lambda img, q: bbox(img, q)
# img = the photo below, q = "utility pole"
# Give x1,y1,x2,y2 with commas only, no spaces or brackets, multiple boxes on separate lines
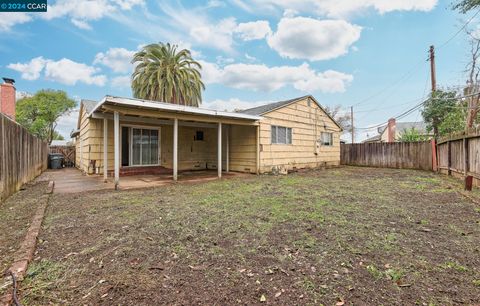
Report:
350,106,354,143
429,45,436,93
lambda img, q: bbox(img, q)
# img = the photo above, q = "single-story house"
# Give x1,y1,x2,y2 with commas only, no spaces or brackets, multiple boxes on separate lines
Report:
71,95,342,187
363,118,433,143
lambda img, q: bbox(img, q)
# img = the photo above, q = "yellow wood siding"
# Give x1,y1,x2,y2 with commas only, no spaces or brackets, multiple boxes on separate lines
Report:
258,97,341,173
229,125,257,173
75,110,258,174
74,96,339,175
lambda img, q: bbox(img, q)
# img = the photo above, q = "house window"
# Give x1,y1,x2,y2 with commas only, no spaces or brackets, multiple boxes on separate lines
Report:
131,128,159,165
320,132,333,146
271,125,292,144
195,131,204,141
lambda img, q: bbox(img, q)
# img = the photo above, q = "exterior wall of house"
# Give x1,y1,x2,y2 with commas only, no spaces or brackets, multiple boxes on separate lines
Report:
258,97,341,173
75,108,258,174
75,97,340,176
229,125,257,173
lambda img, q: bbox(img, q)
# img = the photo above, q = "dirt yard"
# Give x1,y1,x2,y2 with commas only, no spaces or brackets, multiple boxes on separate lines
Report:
0,181,48,292
15,167,480,305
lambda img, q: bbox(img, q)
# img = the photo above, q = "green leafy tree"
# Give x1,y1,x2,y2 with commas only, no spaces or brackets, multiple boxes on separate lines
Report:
131,42,205,107
453,0,480,13
398,128,428,142
421,90,459,137
437,101,468,136
52,131,65,141
16,90,76,144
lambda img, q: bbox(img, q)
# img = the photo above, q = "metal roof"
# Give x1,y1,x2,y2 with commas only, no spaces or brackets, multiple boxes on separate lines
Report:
362,134,382,143
89,96,262,121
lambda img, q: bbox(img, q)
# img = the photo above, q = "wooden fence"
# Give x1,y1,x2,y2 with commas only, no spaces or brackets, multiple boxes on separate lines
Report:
49,145,75,167
0,113,48,202
340,141,434,171
437,133,480,186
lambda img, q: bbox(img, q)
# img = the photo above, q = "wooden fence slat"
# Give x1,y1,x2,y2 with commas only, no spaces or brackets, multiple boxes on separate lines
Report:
0,113,48,202
340,141,433,171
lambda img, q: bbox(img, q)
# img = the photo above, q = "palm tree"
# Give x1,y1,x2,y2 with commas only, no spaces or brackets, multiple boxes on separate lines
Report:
131,43,205,107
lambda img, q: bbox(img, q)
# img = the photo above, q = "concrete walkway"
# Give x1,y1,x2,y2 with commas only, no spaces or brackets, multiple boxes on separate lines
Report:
41,168,247,193
40,168,113,193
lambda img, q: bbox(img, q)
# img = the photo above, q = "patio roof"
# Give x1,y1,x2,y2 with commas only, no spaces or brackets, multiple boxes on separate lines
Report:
88,95,262,121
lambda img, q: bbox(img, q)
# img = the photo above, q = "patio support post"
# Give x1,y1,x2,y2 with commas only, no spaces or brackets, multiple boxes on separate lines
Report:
114,111,120,189
103,118,108,183
173,118,178,181
218,122,222,178
226,125,229,173
256,125,260,175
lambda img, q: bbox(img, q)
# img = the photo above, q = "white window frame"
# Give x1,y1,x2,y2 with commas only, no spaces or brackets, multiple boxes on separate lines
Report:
320,132,333,146
120,124,161,167
271,125,292,145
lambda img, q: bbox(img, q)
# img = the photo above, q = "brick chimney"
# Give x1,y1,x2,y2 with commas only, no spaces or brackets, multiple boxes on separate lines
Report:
387,118,396,143
0,77,16,121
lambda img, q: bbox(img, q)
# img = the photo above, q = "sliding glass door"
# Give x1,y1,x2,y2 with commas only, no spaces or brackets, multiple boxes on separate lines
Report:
130,128,159,166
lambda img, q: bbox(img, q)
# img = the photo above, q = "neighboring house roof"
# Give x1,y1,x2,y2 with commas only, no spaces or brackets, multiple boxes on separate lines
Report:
378,121,430,135
239,95,342,130
50,140,71,146
363,134,382,143
88,96,262,121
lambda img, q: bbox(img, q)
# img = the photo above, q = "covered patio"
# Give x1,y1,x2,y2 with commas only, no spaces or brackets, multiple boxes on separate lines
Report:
78,96,262,189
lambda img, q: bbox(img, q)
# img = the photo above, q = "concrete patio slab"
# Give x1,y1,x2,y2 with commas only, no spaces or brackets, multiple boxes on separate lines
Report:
41,168,249,193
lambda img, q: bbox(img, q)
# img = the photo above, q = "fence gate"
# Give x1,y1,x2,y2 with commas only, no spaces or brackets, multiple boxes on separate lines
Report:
49,146,76,167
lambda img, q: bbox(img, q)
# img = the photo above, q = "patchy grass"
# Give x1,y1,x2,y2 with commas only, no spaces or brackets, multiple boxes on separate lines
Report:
0,181,48,295
20,167,480,305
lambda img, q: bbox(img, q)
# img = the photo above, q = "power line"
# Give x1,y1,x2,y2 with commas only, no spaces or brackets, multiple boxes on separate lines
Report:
437,8,480,50
354,91,480,130
350,9,480,110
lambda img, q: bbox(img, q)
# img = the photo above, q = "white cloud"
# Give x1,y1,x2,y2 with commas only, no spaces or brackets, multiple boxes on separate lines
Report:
8,57,107,86
111,75,131,88
0,12,32,31
44,58,107,86
216,55,235,65
189,17,237,52
71,19,92,30
7,57,47,80
204,98,269,111
235,20,271,41
56,109,79,138
234,0,437,18
42,0,115,23
94,47,135,73
112,0,144,10
245,53,257,62
267,17,361,61
205,0,225,8
294,69,353,92
199,60,353,93
0,0,145,32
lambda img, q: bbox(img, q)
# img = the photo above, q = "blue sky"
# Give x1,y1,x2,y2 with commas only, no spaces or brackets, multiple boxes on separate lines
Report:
0,0,475,140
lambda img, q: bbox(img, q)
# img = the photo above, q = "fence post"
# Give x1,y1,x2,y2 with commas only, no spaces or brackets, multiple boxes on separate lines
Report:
463,137,469,176
447,141,452,176
0,115,4,201
431,139,437,172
